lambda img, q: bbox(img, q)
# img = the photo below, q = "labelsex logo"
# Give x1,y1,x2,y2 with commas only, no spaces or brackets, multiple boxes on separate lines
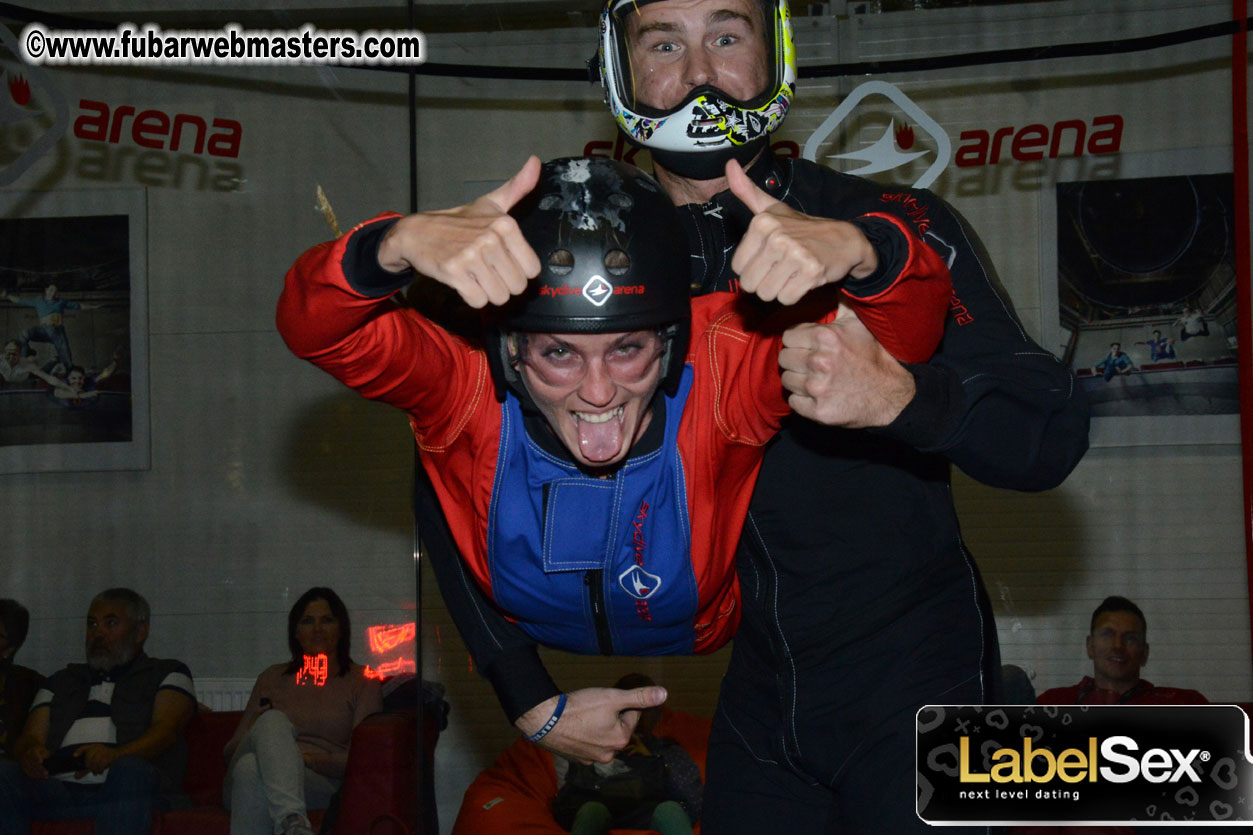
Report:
960,735,1208,785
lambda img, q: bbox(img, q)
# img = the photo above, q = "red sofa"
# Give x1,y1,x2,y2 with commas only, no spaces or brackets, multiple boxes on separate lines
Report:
31,707,434,835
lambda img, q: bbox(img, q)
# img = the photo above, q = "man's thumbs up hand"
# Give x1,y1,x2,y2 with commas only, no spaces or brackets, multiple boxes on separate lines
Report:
727,158,879,306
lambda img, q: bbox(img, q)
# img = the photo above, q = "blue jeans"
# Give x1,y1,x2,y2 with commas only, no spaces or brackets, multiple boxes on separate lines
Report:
223,709,340,835
18,323,72,370
0,754,159,835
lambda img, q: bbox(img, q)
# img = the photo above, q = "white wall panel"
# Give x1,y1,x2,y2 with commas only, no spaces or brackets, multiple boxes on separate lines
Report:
1,32,417,672
3,1,1250,832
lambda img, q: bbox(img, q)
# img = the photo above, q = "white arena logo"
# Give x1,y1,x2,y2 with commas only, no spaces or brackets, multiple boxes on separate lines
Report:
583,275,613,306
803,80,952,190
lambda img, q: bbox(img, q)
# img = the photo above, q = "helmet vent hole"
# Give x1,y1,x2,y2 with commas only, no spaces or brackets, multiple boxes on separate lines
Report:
604,249,630,276
547,249,574,276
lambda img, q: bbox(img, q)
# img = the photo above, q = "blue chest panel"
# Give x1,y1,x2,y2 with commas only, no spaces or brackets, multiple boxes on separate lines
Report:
487,367,696,655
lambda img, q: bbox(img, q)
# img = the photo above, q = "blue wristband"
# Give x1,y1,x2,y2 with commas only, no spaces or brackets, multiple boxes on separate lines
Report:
525,693,567,743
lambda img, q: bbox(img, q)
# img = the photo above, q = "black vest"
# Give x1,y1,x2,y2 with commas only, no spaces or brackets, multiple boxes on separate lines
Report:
44,652,190,795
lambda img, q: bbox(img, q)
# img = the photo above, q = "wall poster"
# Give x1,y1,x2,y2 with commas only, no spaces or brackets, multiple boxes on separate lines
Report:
1041,147,1239,447
0,187,149,472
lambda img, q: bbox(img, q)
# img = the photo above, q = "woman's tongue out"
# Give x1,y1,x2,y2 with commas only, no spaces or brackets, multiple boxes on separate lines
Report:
576,406,624,463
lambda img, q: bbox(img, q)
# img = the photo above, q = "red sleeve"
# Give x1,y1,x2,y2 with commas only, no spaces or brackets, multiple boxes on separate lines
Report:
690,295,791,447
840,212,952,364
276,217,493,446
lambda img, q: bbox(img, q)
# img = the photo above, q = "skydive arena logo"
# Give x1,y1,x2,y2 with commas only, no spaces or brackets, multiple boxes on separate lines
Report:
918,705,1253,825
583,275,613,307
0,25,70,186
803,80,951,190
619,564,661,600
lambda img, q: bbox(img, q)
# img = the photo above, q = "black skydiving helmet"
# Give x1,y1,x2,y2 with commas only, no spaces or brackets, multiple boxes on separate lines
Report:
598,0,796,180
485,156,691,406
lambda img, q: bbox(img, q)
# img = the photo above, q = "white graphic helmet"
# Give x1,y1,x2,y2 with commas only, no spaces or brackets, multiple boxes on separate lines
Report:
598,0,796,179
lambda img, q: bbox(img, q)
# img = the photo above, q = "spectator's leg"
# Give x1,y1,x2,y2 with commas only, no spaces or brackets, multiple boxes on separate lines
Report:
226,752,274,835
570,801,613,835
0,759,33,835
246,708,312,829
0,759,116,831
300,765,340,813
650,800,695,835
93,755,158,835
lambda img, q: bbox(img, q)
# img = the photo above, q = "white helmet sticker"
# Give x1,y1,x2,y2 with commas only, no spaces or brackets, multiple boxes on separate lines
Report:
583,275,613,306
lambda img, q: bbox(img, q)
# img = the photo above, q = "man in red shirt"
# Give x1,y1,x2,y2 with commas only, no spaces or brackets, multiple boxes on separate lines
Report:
1037,596,1207,705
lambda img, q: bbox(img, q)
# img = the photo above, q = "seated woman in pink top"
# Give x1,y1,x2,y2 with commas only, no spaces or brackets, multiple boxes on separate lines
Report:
222,587,382,835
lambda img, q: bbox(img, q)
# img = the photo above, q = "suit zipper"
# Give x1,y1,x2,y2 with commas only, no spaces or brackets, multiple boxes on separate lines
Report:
585,569,614,655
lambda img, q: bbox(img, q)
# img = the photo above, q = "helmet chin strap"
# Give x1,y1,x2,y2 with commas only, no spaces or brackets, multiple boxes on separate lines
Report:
645,136,768,182
486,329,540,411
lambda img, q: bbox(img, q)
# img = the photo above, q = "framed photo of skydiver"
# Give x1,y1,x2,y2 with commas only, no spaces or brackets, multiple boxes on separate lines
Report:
0,187,149,472
1039,146,1240,448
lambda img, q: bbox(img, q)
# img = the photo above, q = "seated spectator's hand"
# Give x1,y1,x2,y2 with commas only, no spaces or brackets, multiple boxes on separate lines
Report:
727,159,878,306
515,685,667,765
779,306,916,428
18,743,51,780
377,156,543,309
74,743,120,776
